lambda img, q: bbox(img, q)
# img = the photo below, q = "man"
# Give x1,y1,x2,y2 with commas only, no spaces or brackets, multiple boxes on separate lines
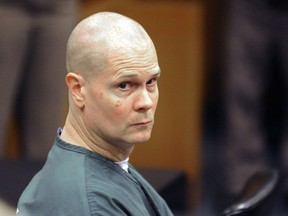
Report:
17,12,173,216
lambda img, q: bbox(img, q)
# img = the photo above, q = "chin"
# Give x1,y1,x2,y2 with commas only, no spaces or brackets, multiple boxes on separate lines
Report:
122,128,153,145
132,134,152,144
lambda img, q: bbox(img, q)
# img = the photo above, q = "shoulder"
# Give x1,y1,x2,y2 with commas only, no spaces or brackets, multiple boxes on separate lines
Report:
17,143,90,215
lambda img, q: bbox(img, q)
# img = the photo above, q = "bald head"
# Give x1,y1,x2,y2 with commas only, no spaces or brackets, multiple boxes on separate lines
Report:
66,12,155,79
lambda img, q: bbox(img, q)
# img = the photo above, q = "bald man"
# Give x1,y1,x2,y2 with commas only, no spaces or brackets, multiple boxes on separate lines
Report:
17,12,173,216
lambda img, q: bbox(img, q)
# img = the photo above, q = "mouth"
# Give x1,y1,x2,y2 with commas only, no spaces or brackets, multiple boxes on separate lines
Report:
132,120,153,126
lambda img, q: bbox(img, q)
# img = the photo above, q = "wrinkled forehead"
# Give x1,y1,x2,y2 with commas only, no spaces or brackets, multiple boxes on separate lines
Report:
89,43,159,84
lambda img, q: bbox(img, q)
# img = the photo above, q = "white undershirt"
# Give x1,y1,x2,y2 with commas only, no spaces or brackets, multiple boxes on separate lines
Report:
114,158,129,172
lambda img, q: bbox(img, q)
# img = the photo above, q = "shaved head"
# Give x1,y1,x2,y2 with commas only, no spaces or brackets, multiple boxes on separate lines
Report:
66,12,155,79
62,11,160,162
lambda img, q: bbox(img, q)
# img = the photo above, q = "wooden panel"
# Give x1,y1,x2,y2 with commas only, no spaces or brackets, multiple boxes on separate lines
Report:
80,1,205,184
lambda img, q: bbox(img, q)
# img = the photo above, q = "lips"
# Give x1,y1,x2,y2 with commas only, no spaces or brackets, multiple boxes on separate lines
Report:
132,120,153,126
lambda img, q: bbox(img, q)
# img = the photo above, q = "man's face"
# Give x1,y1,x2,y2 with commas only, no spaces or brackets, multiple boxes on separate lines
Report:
83,46,160,148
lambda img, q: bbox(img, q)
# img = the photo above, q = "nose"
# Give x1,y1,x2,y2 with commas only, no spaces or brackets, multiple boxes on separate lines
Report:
134,88,155,112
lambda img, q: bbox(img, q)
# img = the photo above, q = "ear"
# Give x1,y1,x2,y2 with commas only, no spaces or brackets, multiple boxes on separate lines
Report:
66,72,85,109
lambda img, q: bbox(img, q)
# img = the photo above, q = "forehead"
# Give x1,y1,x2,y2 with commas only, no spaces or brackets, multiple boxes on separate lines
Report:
112,65,161,81
107,45,160,78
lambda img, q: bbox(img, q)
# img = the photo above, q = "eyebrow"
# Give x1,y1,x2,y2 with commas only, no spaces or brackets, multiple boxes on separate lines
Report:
115,67,161,80
153,68,161,77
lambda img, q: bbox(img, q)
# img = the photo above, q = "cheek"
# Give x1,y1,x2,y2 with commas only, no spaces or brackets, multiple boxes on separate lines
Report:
152,92,159,109
103,96,127,116
114,99,121,108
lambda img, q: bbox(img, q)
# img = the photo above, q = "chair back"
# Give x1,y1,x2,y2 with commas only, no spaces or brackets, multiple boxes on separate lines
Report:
221,169,280,216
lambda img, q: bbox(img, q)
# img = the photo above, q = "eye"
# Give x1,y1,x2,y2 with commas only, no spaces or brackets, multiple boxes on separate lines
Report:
118,82,132,90
146,78,157,86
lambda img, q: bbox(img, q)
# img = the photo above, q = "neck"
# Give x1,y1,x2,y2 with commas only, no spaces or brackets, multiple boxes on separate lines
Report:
60,111,133,162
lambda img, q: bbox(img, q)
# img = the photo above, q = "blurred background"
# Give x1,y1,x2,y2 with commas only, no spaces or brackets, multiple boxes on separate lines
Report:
1,0,288,215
